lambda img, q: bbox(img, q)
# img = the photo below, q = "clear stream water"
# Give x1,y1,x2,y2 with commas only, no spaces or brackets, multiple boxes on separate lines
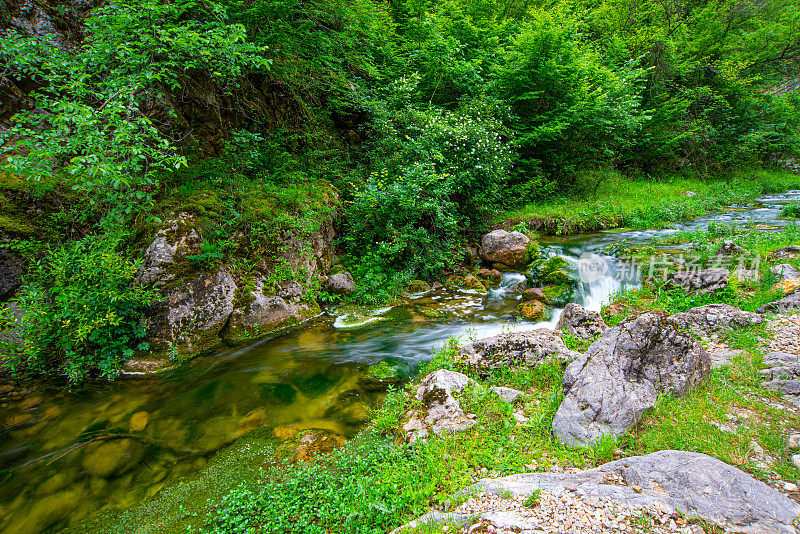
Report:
0,191,798,533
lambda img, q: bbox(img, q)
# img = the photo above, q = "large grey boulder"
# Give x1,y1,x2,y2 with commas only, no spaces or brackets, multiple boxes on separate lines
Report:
771,264,800,282
667,304,763,338
145,268,237,358
552,313,710,447
324,272,355,295
556,303,607,340
479,230,531,270
457,329,581,374
394,450,800,534
666,268,730,295
0,250,22,301
758,292,800,314
401,370,477,443
223,278,317,344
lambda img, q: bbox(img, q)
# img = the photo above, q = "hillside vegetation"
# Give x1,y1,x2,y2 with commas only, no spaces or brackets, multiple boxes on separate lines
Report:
0,0,799,380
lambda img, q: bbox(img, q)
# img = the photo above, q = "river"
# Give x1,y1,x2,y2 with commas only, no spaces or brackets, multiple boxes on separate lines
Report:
0,190,798,533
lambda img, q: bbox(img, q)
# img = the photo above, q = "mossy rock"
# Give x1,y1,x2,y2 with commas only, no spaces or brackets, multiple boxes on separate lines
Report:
542,284,575,307
359,360,404,391
406,280,432,293
542,269,575,287
540,256,570,275
515,300,548,321
526,241,541,265
333,313,387,330
463,275,487,292
274,429,345,463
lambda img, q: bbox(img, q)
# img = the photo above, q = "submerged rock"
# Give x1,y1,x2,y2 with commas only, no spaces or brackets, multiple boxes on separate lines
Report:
359,360,404,391
458,330,580,373
479,230,532,270
81,438,145,478
394,450,800,534
556,303,607,340
552,313,710,447
667,304,763,338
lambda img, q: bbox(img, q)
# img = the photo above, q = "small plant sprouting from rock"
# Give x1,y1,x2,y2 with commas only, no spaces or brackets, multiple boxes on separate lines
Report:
523,489,542,508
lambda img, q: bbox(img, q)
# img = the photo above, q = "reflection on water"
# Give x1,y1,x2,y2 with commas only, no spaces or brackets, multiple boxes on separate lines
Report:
0,190,797,533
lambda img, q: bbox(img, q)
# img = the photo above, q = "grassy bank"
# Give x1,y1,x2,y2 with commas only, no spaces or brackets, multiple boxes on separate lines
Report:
190,225,800,534
497,169,800,235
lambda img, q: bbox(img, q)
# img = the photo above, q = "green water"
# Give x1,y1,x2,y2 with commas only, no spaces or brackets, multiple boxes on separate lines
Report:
1,190,797,533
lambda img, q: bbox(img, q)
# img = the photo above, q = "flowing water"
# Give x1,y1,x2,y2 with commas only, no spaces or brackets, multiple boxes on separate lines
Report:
0,191,798,533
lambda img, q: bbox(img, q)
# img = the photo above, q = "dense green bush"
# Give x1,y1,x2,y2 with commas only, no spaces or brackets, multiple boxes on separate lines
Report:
343,98,510,300
0,233,157,383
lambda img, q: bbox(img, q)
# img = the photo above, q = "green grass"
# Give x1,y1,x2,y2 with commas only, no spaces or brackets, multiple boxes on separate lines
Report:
498,169,800,235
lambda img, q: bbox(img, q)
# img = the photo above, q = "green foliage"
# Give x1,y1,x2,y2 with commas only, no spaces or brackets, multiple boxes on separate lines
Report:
343,100,510,300
782,203,800,219
0,0,269,213
0,232,157,383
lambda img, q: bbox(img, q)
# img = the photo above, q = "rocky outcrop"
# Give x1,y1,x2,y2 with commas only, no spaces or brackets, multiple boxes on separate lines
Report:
145,268,237,358
552,314,710,447
479,230,532,270
762,352,800,380
394,450,800,534
136,214,203,288
665,268,729,295
770,245,800,260
0,250,22,301
557,303,607,340
457,330,581,374
770,263,800,282
401,370,477,443
223,279,318,344
758,292,800,314
667,304,763,338
324,272,355,295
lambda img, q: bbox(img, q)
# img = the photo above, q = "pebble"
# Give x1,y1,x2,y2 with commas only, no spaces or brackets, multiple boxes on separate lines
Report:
452,490,689,534
784,482,798,492
792,454,800,471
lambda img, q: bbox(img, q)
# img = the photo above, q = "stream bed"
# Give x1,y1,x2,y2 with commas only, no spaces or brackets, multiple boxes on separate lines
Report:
1,190,799,533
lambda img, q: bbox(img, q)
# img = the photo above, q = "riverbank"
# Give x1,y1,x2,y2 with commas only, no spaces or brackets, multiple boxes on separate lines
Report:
496,169,800,235
185,223,800,534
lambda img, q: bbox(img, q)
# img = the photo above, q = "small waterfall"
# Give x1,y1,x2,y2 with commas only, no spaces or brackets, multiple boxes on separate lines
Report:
486,272,527,300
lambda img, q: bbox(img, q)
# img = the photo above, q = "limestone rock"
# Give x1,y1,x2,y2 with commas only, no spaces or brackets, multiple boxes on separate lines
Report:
770,263,800,282
770,245,800,260
136,214,203,288
324,272,355,295
479,230,531,270
758,292,800,314
457,330,581,374
552,313,710,447
395,450,800,534
0,250,22,301
665,268,729,295
402,370,477,442
557,303,607,340
223,277,315,344
667,304,763,338
490,386,523,403
145,267,237,358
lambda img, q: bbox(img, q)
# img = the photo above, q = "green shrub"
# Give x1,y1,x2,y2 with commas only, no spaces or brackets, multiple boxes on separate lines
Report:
0,232,157,383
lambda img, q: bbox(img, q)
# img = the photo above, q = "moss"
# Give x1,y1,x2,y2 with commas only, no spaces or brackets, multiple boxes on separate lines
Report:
359,360,404,391
406,280,432,293
515,300,548,321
